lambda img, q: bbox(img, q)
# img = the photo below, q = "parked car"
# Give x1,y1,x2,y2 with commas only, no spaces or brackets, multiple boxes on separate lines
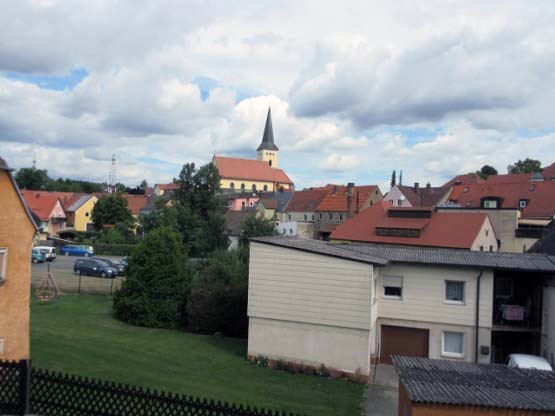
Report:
506,354,553,371
73,258,117,278
61,245,94,257
93,258,126,275
32,248,46,264
34,246,56,262
120,256,129,269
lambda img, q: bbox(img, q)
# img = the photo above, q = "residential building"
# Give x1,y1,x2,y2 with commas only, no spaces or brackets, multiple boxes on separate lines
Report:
153,183,179,196
213,108,294,192
21,191,67,238
331,201,498,251
0,157,38,360
247,236,555,376
228,195,260,211
314,183,383,239
256,198,278,220
282,188,329,238
224,210,254,249
386,183,450,208
120,194,149,220
394,356,555,416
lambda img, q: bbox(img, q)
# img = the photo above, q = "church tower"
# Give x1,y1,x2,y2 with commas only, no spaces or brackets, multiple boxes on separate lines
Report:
257,107,279,168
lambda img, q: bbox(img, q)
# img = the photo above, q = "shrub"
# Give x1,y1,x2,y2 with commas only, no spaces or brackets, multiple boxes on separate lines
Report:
92,244,136,256
113,227,192,329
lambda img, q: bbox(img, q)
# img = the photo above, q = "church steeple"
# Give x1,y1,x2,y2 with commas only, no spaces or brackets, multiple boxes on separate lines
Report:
257,107,279,151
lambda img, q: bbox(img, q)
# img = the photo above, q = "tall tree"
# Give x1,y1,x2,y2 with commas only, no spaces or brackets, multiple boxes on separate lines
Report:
390,170,396,189
399,170,403,186
91,194,134,230
15,167,50,190
507,158,542,174
239,214,277,246
476,165,498,179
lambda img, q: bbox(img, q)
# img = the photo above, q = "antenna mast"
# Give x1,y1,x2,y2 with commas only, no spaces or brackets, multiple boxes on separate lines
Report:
108,154,117,193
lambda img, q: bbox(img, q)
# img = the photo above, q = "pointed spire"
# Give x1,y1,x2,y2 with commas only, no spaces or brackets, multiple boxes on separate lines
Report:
257,107,279,151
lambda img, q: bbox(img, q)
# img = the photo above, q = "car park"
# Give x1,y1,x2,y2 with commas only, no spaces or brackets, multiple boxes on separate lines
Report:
506,354,553,371
61,245,94,257
34,246,56,262
32,248,46,263
93,258,126,275
73,258,117,278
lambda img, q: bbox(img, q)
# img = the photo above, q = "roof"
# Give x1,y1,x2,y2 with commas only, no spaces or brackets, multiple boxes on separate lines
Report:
316,185,380,212
543,163,555,180
213,156,293,185
155,183,179,191
18,191,86,211
528,222,555,255
442,173,485,188
330,201,492,250
396,185,449,207
286,189,329,212
224,210,253,236
258,198,278,209
120,194,149,216
393,356,555,412
67,194,95,212
257,107,279,151
250,236,555,272
0,159,39,231
20,191,65,221
447,181,555,218
257,191,294,212
443,163,555,186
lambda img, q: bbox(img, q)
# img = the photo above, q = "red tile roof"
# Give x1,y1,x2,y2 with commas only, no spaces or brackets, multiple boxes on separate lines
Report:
286,189,330,212
21,191,65,221
330,201,492,249
120,194,149,216
316,185,379,212
442,173,485,188
447,181,555,218
156,183,179,191
214,156,293,185
19,191,83,211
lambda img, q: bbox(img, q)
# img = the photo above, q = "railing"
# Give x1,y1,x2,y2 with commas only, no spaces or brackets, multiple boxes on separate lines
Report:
515,228,545,239
0,360,302,416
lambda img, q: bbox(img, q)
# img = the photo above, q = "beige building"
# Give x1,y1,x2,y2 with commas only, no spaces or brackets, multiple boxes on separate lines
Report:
0,158,38,361
248,237,555,376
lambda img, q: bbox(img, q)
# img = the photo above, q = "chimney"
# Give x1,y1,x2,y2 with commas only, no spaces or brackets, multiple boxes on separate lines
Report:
414,182,419,192
347,182,355,218
332,185,337,196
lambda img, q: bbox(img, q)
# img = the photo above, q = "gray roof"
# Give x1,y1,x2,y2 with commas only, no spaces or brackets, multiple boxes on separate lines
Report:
393,356,555,412
257,107,279,151
67,194,93,212
257,191,294,212
528,222,555,255
250,236,555,272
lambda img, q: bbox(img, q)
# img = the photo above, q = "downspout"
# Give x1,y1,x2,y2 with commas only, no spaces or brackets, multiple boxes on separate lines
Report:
475,269,484,362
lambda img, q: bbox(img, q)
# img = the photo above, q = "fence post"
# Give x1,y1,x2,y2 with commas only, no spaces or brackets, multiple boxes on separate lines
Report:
78,274,82,295
110,278,114,296
19,359,31,415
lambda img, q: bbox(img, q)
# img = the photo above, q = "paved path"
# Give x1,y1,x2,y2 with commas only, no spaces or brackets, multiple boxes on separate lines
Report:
365,364,398,416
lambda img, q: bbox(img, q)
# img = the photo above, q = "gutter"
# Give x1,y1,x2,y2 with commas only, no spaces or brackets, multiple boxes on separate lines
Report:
475,269,484,362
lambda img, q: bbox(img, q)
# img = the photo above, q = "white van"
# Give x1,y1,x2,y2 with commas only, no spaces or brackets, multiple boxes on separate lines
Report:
34,246,56,262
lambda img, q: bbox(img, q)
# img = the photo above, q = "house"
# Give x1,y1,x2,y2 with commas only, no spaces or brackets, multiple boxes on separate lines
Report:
393,356,555,416
224,210,254,249
257,191,293,220
247,236,555,376
227,195,260,211
0,157,38,360
213,108,294,193
256,198,278,220
330,201,498,251
282,188,329,238
386,183,451,208
153,183,179,196
21,191,67,239
120,194,149,220
314,183,383,239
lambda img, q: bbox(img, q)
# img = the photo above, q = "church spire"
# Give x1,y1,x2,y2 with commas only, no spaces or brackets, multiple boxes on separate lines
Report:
257,107,279,151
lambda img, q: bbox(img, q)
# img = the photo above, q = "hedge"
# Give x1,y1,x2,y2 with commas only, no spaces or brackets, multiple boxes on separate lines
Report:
92,244,136,256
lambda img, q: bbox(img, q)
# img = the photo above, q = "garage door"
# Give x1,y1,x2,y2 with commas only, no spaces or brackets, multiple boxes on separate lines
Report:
380,325,429,364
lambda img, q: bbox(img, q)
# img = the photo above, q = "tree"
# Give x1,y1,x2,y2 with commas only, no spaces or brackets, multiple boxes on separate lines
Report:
15,167,50,190
476,165,498,179
91,194,134,230
390,170,396,189
239,214,277,246
113,227,192,328
139,179,148,189
507,158,542,174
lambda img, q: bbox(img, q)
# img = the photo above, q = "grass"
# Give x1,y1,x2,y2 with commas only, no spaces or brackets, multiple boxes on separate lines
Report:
31,294,364,416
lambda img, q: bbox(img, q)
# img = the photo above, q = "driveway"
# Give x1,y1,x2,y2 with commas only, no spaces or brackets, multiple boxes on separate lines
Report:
365,365,398,416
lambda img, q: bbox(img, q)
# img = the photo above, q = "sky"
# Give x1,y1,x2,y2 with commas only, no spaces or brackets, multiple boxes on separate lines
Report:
1,1,555,191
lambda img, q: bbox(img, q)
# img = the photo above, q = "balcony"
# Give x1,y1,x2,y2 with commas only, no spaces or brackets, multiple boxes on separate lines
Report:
50,217,67,224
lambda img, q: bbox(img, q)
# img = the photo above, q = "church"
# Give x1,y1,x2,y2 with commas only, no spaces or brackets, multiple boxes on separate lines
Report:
213,108,294,192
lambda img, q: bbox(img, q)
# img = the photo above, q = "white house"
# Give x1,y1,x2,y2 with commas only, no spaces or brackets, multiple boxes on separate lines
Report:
247,236,555,376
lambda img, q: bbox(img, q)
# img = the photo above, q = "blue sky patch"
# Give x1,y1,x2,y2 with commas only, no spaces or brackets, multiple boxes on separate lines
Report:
3,67,88,91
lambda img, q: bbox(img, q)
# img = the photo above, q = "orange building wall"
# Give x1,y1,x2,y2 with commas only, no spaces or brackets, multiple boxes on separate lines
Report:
0,171,35,360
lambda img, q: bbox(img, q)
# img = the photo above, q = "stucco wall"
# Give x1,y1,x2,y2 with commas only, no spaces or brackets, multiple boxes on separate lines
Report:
470,218,499,252
384,185,412,207
74,196,97,232
0,171,35,360
220,178,292,192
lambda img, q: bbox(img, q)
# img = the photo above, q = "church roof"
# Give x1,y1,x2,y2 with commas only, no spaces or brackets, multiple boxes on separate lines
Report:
257,107,279,151
214,156,293,185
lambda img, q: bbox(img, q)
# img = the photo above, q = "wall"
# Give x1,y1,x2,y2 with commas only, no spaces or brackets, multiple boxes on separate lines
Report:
276,221,297,236
248,242,373,374
229,196,259,211
284,211,316,222
0,171,35,360
542,282,555,366
470,218,499,252
73,196,97,232
220,178,292,192
47,199,66,237
257,150,278,168
375,264,494,363
360,187,384,210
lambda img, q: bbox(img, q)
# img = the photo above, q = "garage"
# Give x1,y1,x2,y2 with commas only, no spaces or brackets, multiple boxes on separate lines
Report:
380,325,429,364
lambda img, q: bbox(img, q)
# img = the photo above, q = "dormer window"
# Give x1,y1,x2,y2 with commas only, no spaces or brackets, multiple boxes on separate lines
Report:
519,199,527,209
482,198,499,209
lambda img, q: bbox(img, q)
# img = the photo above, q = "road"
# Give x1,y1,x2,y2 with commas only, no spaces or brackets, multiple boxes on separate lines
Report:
32,255,125,295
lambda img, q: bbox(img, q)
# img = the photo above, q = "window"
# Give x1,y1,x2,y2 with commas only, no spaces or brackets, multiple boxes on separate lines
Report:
479,246,484,251
485,229,489,237
241,202,246,208
442,331,464,358
304,214,307,221
252,184,257,192
370,200,373,206
312,214,314,220
519,199,527,208
339,213,343,220
288,214,291,220
0,248,7,283
397,200,402,206
282,229,286,234
230,182,235,189
445,281,465,304
269,160,272,167
328,213,332,220
240,183,245,190
489,245,493,252
496,278,513,298
263,185,268,191
389,199,394,204
383,276,402,299
85,212,89,217
319,213,322,220
483,200,497,208
289,229,293,234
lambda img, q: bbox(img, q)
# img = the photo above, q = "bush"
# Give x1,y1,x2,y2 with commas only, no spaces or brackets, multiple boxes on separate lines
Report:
113,227,192,329
93,244,136,256
186,247,249,337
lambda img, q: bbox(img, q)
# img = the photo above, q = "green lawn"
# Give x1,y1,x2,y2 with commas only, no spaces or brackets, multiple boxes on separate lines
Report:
31,294,364,416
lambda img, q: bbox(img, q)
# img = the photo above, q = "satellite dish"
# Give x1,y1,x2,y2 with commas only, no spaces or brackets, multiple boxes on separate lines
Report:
400,195,405,201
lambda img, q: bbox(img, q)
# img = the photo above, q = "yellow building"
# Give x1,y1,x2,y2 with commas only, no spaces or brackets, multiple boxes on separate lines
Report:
213,108,294,192
66,194,97,232
0,157,38,360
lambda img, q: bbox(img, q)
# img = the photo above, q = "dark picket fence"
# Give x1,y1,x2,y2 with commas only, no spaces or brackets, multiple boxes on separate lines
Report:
0,360,302,416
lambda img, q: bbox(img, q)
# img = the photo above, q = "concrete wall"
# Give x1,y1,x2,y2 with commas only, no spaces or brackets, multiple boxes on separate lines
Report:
470,218,499,252
0,171,35,360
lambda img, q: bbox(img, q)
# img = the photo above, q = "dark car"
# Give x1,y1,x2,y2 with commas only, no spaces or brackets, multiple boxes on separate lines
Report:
93,258,126,275
73,258,117,278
